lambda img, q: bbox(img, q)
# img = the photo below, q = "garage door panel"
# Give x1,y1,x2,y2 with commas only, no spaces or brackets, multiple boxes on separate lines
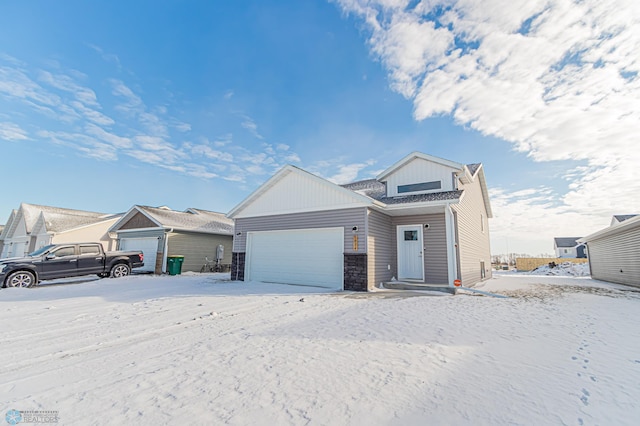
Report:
247,228,343,288
120,237,158,273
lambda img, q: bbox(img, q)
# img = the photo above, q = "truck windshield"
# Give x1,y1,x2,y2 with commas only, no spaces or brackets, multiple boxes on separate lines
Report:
28,245,56,257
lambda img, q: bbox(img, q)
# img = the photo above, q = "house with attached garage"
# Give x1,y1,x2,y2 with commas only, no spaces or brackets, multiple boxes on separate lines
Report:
108,205,234,274
0,203,121,259
579,214,640,287
227,152,493,291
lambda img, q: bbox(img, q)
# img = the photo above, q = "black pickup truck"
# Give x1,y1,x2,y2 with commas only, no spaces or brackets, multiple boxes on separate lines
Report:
0,242,144,288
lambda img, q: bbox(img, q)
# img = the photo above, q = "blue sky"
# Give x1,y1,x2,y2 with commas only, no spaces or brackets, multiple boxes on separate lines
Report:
1,0,638,255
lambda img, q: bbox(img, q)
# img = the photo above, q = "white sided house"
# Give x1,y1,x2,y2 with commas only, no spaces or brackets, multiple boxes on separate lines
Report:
109,206,234,274
228,152,493,291
0,203,119,259
553,237,586,259
579,215,640,287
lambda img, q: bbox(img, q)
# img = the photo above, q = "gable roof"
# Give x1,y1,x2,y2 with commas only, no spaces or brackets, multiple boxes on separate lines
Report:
20,203,110,233
227,165,377,219
581,214,640,243
377,151,464,181
0,210,17,240
113,205,233,235
554,237,582,248
3,203,112,239
612,214,637,224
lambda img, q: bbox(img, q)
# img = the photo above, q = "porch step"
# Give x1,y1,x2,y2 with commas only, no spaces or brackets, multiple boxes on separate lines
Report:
382,281,455,294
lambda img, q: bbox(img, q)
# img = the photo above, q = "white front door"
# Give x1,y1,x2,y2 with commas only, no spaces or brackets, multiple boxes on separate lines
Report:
397,225,424,281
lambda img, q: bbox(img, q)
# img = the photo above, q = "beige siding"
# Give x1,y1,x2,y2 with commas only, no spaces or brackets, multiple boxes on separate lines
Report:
452,177,492,286
367,209,393,289
390,214,449,284
167,231,233,273
52,218,119,251
586,225,640,287
233,208,367,254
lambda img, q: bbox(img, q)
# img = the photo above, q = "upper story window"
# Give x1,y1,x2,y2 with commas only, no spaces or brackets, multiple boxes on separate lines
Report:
397,180,441,194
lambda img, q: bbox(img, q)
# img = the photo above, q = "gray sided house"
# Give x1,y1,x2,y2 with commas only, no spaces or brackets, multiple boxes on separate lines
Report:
228,152,493,291
579,215,640,287
109,206,234,274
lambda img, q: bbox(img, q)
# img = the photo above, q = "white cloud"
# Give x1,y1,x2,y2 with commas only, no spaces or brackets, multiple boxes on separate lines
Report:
335,0,640,253
240,115,263,139
189,143,234,162
85,123,131,149
0,122,28,141
109,79,144,114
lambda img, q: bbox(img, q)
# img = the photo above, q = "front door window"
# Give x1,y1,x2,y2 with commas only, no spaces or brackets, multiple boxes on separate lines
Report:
397,225,424,280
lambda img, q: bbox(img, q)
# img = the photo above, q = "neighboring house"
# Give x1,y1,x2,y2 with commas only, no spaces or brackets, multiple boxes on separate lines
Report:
0,223,5,256
109,205,234,274
227,152,492,291
553,237,586,258
579,215,640,287
610,214,638,226
0,203,119,259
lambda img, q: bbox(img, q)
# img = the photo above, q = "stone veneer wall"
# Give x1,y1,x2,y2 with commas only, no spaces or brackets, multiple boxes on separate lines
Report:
344,253,367,291
231,252,245,281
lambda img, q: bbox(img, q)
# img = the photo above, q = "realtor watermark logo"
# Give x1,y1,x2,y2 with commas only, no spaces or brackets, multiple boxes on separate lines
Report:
5,410,59,424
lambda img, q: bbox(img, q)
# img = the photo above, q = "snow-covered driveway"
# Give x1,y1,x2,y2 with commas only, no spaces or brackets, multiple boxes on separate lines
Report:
1,273,639,425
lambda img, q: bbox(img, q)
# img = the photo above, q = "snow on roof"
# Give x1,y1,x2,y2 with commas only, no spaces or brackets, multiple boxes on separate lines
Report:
19,203,112,233
138,206,233,235
341,179,463,205
466,163,481,176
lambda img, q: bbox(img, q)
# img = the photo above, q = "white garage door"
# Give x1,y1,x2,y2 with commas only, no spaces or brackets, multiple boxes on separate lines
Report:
246,228,344,288
119,237,159,273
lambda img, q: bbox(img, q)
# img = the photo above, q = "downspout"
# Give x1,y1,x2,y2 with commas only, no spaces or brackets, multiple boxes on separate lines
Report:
445,205,459,287
161,228,173,273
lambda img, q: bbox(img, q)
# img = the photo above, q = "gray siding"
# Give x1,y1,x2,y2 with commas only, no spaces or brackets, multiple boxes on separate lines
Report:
167,231,233,273
391,214,449,284
453,177,492,286
587,225,640,287
233,208,367,254
367,209,394,289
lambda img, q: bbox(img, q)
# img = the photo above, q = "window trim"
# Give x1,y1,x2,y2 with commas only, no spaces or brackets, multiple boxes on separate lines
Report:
397,180,442,194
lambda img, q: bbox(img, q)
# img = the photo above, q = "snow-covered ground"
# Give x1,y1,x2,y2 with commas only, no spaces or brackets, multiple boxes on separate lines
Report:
2,272,639,425
526,262,591,277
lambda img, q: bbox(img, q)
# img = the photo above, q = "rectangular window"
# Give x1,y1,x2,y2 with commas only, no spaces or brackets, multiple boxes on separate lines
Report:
398,181,441,194
480,261,486,279
80,245,101,255
404,230,418,241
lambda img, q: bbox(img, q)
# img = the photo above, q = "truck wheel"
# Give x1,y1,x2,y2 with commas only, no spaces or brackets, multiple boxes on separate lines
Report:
110,263,131,278
5,271,36,288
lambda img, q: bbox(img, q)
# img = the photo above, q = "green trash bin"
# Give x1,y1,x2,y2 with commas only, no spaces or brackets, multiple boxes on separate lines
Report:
167,255,184,275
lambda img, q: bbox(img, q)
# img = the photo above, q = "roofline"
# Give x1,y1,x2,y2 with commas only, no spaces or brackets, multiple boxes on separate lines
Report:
476,165,493,218
380,197,459,212
376,152,464,181
227,165,374,218
108,205,163,233
579,214,640,243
